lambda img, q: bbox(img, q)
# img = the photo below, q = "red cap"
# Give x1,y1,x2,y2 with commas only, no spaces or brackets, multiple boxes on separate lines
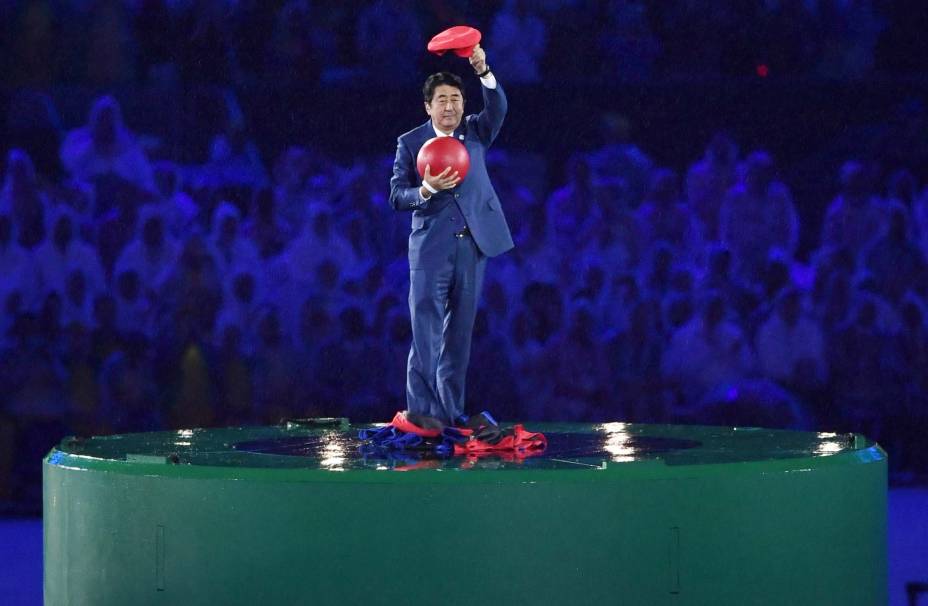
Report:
427,25,482,58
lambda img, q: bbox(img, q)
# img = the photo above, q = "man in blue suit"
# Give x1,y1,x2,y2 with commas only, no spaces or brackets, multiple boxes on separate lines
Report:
389,45,514,425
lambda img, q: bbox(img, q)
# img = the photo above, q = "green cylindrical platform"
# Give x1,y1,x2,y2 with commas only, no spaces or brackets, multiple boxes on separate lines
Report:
44,422,886,605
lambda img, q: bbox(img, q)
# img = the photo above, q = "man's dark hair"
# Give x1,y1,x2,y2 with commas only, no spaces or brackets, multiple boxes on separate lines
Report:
423,72,465,103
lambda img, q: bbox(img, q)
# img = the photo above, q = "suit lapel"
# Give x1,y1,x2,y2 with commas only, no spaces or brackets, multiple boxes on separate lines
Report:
453,120,467,143
417,120,435,148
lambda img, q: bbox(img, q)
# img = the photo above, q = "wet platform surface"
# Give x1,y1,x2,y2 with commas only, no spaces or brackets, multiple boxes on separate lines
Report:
51,421,866,471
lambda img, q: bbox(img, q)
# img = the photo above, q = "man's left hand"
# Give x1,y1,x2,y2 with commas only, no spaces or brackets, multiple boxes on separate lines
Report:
469,44,487,74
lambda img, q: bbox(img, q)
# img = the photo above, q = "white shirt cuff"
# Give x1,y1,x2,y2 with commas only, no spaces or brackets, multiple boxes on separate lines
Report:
422,180,439,195
480,72,497,89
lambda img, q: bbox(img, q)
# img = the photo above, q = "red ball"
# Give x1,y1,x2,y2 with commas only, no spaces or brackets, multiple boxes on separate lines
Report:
416,137,470,182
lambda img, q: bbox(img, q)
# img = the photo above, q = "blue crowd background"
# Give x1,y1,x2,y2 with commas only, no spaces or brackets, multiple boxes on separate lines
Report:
1,0,928,513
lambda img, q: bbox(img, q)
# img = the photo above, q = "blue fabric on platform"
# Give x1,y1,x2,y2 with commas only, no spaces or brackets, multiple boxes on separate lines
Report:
358,425,396,442
358,424,426,451
392,432,423,449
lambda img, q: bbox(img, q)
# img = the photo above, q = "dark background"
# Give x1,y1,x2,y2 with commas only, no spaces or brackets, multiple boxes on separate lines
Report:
2,0,928,515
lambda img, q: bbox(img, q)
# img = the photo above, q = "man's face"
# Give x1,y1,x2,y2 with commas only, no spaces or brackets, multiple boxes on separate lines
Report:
425,85,464,133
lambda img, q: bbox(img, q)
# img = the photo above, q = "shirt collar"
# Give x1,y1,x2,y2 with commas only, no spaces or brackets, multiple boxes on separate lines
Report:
432,123,453,138
431,121,465,141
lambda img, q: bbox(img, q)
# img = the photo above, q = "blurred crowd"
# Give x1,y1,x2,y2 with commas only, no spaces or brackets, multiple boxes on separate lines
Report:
2,84,928,510
1,0,925,91
2,0,928,511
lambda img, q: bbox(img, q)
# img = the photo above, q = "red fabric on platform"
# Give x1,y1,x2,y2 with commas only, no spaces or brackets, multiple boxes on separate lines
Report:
453,424,547,456
390,411,442,438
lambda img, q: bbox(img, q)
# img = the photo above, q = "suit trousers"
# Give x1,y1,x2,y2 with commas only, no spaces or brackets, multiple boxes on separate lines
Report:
406,230,487,424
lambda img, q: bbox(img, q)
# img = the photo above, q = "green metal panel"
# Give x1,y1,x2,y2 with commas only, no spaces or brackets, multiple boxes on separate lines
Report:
44,423,887,605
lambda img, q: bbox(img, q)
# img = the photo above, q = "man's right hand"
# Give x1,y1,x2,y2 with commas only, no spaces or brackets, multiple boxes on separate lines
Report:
423,164,461,195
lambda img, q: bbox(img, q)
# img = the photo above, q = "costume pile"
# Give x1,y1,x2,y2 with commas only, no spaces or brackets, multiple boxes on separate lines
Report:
358,411,546,459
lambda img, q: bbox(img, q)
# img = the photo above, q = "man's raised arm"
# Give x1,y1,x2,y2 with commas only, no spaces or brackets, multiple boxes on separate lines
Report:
470,44,507,146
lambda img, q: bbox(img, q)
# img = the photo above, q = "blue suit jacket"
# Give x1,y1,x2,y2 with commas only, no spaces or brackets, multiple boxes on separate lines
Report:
390,83,514,270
